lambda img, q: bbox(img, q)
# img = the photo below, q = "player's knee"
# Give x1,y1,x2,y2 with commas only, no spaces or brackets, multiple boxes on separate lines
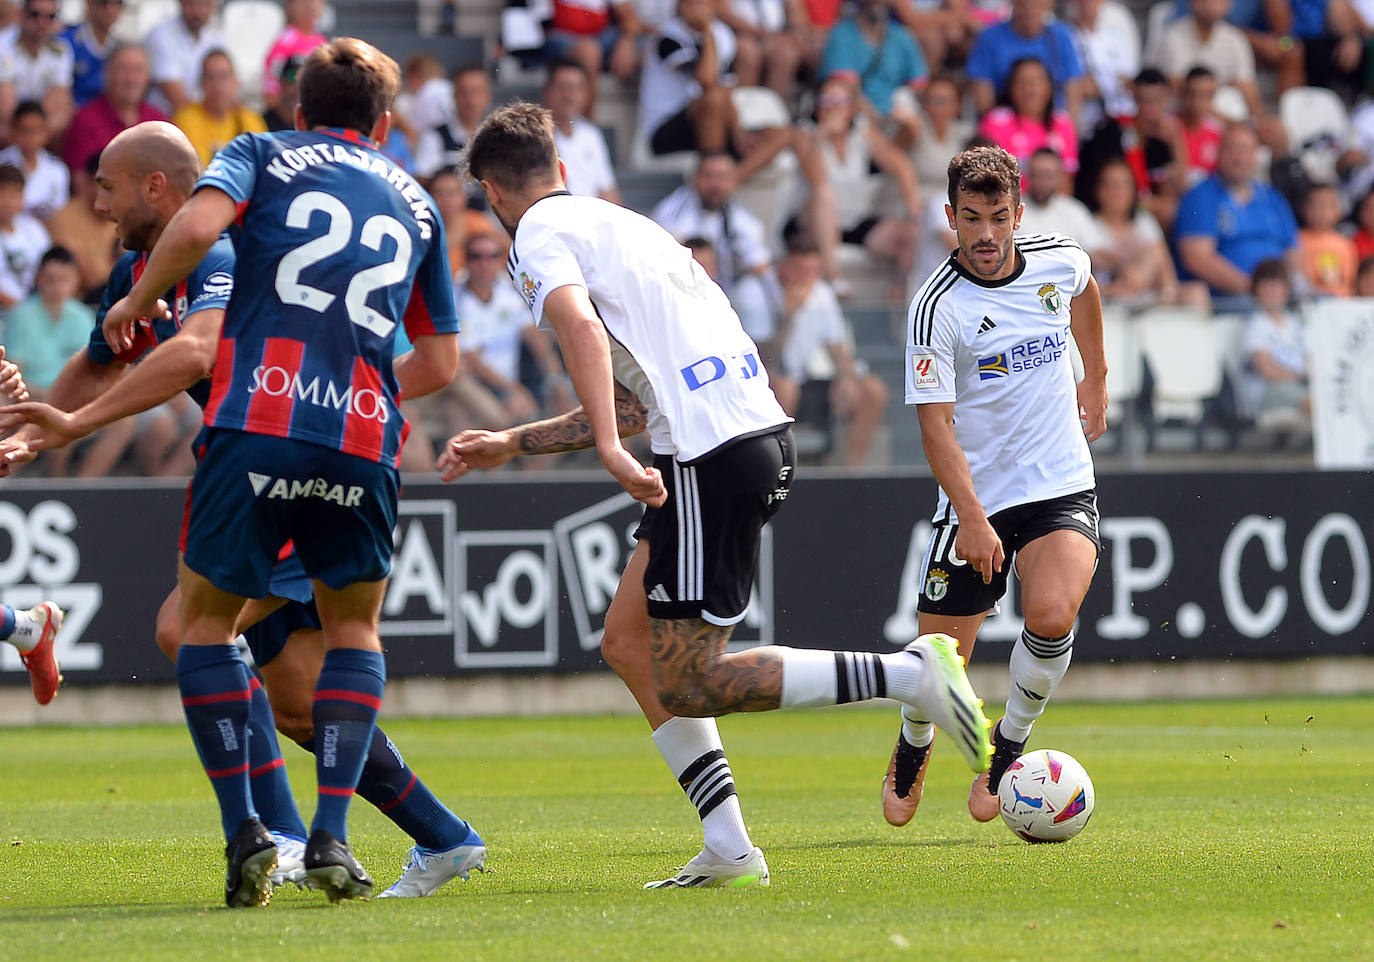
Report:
654,676,713,717
1022,601,1077,642
272,707,314,743
600,624,637,677
153,613,181,662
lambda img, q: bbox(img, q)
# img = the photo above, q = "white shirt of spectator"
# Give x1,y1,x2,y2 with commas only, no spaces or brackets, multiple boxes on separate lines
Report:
402,77,455,133
1017,194,1106,252
413,117,477,180
905,233,1095,521
639,16,737,140
1241,308,1306,411
0,36,74,103
456,280,535,383
727,0,786,32
911,115,974,196
813,116,884,233
0,211,51,303
1152,16,1255,85
0,145,70,222
780,279,847,383
142,13,227,115
1089,209,1164,286
509,192,789,462
651,183,770,294
554,116,618,199
630,0,677,31
1073,0,1140,128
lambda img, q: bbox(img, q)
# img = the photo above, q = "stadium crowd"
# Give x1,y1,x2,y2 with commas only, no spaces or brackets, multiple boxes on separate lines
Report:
3,0,1367,474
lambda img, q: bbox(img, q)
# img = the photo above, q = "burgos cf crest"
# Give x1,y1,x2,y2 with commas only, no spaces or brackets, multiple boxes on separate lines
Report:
1038,282,1062,315
518,271,541,308
924,567,949,601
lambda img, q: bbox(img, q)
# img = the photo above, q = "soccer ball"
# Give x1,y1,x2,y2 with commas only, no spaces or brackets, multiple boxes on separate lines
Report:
997,748,1095,843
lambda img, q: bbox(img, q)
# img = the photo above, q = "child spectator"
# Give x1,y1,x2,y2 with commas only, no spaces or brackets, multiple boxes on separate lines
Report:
3,246,91,396
44,154,116,302
0,163,50,313
0,101,69,221
397,54,452,134
1296,183,1358,297
1242,258,1310,428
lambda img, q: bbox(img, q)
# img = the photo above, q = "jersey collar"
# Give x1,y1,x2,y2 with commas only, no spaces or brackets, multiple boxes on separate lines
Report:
314,126,379,150
948,248,1026,288
528,189,573,210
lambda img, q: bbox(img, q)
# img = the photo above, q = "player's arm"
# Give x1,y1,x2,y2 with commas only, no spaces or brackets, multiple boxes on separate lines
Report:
393,333,461,400
0,310,221,451
102,188,239,353
1176,235,1250,296
916,401,1004,583
0,348,127,472
438,381,647,479
1070,275,1109,442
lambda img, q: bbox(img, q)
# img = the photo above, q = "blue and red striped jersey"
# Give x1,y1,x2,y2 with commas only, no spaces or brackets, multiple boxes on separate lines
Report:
87,238,237,408
195,127,460,465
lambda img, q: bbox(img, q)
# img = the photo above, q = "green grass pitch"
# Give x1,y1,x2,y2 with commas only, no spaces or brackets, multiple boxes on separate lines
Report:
1,697,1371,961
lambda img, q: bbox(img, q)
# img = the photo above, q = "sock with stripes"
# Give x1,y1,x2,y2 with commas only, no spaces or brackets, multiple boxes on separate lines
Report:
1002,629,1074,742
245,676,308,841
651,716,753,861
297,726,471,851
780,647,932,707
176,643,257,841
310,648,386,840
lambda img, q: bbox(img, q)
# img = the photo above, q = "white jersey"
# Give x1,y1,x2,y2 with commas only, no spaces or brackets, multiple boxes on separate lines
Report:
905,233,1095,521
509,192,790,462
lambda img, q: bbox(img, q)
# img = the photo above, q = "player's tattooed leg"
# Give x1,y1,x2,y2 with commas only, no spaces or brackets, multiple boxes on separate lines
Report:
648,616,784,715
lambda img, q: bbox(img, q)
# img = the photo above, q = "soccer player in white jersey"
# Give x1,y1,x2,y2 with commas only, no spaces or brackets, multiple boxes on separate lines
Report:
440,102,994,888
880,144,1109,827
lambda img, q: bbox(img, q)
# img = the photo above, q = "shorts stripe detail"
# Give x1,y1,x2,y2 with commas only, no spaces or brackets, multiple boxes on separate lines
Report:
314,689,384,710
674,461,704,602
674,460,688,600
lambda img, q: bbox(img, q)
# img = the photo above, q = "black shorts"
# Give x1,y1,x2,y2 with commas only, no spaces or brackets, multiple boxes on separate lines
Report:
841,216,881,246
634,427,794,625
650,107,699,156
917,489,1101,617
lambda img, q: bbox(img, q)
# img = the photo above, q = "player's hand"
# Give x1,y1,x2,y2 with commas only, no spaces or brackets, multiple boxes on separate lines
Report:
600,444,666,508
954,516,1004,585
0,402,89,452
437,429,519,480
0,347,28,401
1077,375,1109,443
103,295,170,355
0,433,36,476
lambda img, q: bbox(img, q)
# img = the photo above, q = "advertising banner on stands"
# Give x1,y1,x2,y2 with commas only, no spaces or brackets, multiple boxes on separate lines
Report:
0,470,1369,689
1307,299,1374,469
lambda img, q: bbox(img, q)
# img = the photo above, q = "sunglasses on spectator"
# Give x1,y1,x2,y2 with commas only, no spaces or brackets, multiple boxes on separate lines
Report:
466,250,502,261
25,9,58,19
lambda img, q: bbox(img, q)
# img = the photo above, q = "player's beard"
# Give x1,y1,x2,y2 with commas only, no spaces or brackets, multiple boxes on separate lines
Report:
118,204,161,252
960,233,1014,278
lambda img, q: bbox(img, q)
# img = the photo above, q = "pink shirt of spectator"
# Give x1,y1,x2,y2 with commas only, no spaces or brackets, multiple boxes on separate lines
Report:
977,106,1079,187
263,25,325,98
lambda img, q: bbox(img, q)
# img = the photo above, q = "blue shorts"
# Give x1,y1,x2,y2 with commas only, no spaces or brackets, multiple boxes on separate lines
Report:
181,428,399,597
242,598,321,667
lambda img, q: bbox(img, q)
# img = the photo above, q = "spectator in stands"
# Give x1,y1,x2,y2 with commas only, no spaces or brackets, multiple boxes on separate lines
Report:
1091,157,1208,307
398,54,452,136
1323,1,1371,101
1151,0,1266,123
1068,0,1141,132
770,230,888,467
529,0,646,117
717,0,807,100
262,0,324,115
143,0,226,115
793,76,922,295
1356,253,1374,295
978,57,1078,189
1176,122,1299,298
1146,0,1305,94
652,150,779,340
1017,147,1103,246
543,58,621,204
1076,68,1187,229
0,0,74,139
818,0,927,145
0,163,49,315
966,0,1084,121
172,49,266,166
262,54,300,131
889,0,980,73
1296,182,1358,296
1179,65,1223,187
414,64,490,181
3,247,92,398
1352,187,1374,260
1242,257,1310,428
44,153,115,302
61,44,165,175
910,74,972,196
429,165,499,278
0,101,67,222
62,0,124,109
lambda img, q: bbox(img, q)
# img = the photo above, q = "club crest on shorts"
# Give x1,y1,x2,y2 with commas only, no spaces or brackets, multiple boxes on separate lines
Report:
518,271,541,308
924,566,949,601
1037,282,1062,315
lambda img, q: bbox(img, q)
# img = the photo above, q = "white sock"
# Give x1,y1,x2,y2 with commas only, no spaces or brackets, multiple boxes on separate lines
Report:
1002,629,1073,742
899,706,934,748
779,648,837,707
5,608,41,652
781,647,921,707
651,716,753,861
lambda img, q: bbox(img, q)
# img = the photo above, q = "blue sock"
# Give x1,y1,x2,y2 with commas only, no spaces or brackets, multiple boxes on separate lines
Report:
299,726,471,851
311,648,386,840
177,644,257,841
0,604,15,640
246,676,308,841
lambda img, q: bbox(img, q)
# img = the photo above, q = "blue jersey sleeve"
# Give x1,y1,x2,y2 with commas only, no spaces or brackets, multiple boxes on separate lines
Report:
87,251,138,366
401,203,460,340
964,26,998,85
185,236,236,316
197,132,261,206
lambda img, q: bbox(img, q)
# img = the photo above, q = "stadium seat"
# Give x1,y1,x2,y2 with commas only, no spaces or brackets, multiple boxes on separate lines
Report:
223,0,286,108
1279,86,1351,185
1133,306,1225,449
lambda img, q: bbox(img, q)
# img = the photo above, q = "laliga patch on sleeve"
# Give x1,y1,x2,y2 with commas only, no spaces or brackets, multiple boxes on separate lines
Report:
910,351,940,390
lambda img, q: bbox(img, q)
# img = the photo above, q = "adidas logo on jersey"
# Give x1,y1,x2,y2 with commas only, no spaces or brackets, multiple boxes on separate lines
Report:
977,316,997,334
1069,510,1096,530
647,584,672,603
246,472,365,506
